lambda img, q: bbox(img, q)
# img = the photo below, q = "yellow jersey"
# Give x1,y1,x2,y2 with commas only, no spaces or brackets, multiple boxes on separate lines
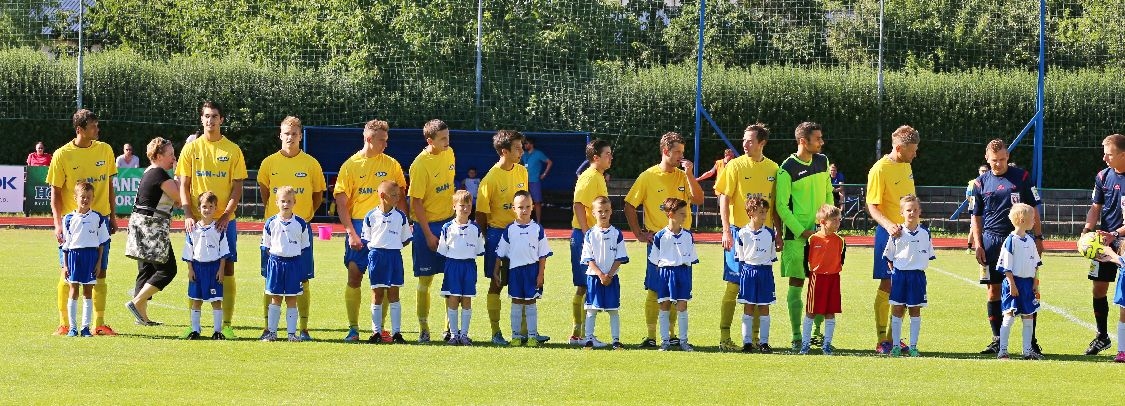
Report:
332,151,406,220
476,162,529,228
407,147,456,222
46,140,117,215
714,154,779,227
257,151,327,220
624,165,695,232
571,167,608,229
174,135,248,217
866,155,915,224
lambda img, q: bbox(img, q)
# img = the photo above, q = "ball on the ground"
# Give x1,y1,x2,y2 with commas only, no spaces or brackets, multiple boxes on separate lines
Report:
1078,232,1105,260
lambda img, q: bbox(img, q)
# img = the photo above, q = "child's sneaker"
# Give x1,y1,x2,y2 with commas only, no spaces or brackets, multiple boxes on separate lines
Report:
758,343,773,354
287,333,302,342
741,343,754,353
93,325,117,336
490,332,510,346
261,331,277,342
186,331,201,340
510,334,527,347
367,333,382,343
1022,352,1044,360
532,334,550,345
380,332,393,343
212,331,226,340
80,327,93,337
588,337,607,348
54,325,70,336
418,330,431,344
442,330,452,342
299,330,313,341
679,342,695,352
996,351,1010,359
459,335,473,346
446,335,460,345
612,341,624,350
66,328,79,337
669,337,681,346
569,335,584,345
822,345,834,356
889,346,902,357
1114,352,1125,362
391,332,406,344
343,328,360,342
909,347,920,357
876,341,892,354
719,339,741,352
640,338,659,348
659,341,671,351
584,340,594,350
798,343,810,355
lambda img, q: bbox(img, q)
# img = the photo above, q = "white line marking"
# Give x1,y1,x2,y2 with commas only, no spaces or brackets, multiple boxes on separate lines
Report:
930,266,1095,332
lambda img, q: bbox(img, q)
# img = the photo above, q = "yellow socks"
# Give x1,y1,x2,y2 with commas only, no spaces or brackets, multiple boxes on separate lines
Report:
488,293,502,334
222,275,236,327
875,289,891,342
93,278,107,327
345,286,361,329
262,292,271,329
571,293,585,337
719,282,738,341
417,275,433,332
645,290,659,339
298,281,310,331
57,277,69,326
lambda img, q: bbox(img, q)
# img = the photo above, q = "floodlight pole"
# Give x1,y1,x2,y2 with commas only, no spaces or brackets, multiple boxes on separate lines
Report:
76,0,85,109
694,0,706,178
1034,0,1046,195
875,0,885,159
474,0,483,131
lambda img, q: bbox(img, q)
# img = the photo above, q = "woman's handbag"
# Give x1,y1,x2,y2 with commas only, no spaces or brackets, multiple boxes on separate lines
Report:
125,205,171,264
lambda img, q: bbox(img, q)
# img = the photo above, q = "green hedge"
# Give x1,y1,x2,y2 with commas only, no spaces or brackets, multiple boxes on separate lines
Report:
0,48,1118,188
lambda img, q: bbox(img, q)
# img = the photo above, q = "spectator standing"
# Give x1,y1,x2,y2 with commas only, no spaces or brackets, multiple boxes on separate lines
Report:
27,141,51,166
116,144,140,168
521,137,553,224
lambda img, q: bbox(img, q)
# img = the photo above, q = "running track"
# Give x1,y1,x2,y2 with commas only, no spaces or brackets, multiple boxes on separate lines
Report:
1,217,1076,252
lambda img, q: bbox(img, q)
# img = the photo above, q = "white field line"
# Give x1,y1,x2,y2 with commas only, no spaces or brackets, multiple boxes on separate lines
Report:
929,266,1095,332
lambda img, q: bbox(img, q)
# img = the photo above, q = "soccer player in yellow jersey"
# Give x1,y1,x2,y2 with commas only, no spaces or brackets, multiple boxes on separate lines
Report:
624,132,704,348
256,116,326,340
175,101,248,339
407,119,456,343
47,109,119,336
567,139,613,346
865,125,919,354
475,130,528,345
333,119,407,342
714,124,781,351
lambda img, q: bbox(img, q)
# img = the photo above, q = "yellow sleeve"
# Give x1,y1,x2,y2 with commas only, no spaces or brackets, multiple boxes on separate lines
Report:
866,164,884,206
333,162,351,197
102,144,118,177
256,157,270,186
310,159,326,192
407,161,427,199
714,160,733,196
174,143,193,178
393,161,407,189
477,175,493,214
231,146,248,180
45,152,65,188
623,173,646,207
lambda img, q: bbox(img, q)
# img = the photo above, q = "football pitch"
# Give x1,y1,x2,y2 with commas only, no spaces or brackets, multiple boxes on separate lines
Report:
4,228,1123,403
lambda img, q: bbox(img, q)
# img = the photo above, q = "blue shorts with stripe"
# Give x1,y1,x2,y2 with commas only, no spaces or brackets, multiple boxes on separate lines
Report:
368,248,405,288
484,227,504,279
643,243,659,291
723,225,741,283
264,255,304,296
65,247,100,284
1001,276,1039,315
889,268,927,307
585,274,621,310
570,228,585,287
264,226,314,280
188,259,223,302
737,263,775,305
1114,268,1125,308
655,265,693,303
440,258,477,297
412,218,449,277
508,263,543,300
343,219,369,271
58,241,111,272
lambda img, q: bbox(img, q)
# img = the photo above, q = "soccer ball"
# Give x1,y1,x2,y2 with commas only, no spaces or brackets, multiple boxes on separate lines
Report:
1078,232,1105,260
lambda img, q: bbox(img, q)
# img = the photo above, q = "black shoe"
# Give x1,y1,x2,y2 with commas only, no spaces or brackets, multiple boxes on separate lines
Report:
211,331,226,340
640,338,658,348
611,341,624,350
186,331,201,340
979,339,1000,354
669,337,681,346
1031,340,1044,356
741,343,754,353
367,334,381,343
391,332,406,344
584,340,594,350
442,330,452,342
758,343,773,354
1085,334,1112,355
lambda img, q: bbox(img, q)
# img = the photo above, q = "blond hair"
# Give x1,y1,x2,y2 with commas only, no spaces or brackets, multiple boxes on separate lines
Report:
815,204,842,223
891,125,919,146
73,180,94,195
364,119,388,132
985,139,1006,155
899,194,920,205
145,137,172,162
592,196,611,208
1009,203,1035,227
281,115,302,130
452,189,473,206
275,185,297,199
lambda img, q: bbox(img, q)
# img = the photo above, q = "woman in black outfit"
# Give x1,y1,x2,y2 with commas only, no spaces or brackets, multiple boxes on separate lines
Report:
125,137,180,325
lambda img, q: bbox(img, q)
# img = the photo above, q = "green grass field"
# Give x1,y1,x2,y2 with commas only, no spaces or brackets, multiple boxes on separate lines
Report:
5,228,1124,403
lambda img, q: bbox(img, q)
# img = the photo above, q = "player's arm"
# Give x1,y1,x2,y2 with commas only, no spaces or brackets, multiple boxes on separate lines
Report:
718,194,733,250
50,186,65,243
216,179,244,232
258,182,271,211
624,202,650,243
773,170,805,239
572,202,590,232
865,170,900,237
216,258,226,282
682,163,704,205
696,164,718,182
1084,203,1102,234
971,215,986,266
1032,208,1045,254
411,197,438,250
106,175,118,234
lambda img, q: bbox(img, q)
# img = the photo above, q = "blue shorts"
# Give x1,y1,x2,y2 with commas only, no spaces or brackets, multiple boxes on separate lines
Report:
1114,268,1125,308
1001,276,1039,315
484,227,504,279
343,219,369,270
528,182,543,202
508,263,543,300
223,219,238,262
58,241,111,272
440,258,478,297
570,228,585,287
980,232,1006,284
737,263,775,305
264,255,304,296
656,265,693,303
585,274,621,310
368,248,405,288
872,227,892,279
644,243,659,291
723,225,741,283
188,260,223,302
302,226,315,279
889,269,928,307
412,219,449,277
65,247,100,284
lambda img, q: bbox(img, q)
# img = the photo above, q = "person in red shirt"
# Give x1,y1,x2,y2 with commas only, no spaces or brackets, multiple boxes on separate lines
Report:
800,204,846,355
27,141,51,166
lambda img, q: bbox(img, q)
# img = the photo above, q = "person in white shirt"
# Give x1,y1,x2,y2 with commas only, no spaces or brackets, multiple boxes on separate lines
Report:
881,195,936,357
996,203,1043,359
360,180,412,343
437,190,484,345
496,191,553,346
732,197,778,353
115,143,140,168
260,186,311,342
182,191,231,340
579,196,629,350
60,182,110,337
648,197,699,352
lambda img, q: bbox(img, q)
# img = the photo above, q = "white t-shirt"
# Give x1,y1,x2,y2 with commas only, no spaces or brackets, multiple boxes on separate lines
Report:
116,154,140,168
580,225,630,275
463,177,481,199
360,206,411,250
733,225,777,266
648,227,699,267
182,222,230,262
496,220,552,268
997,232,1041,278
881,224,936,271
436,219,484,260
261,214,310,257
61,210,110,250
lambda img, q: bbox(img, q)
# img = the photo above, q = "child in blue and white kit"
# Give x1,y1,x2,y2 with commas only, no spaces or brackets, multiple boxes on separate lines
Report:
438,190,484,345
496,190,553,346
260,186,311,342
360,180,412,343
732,197,777,353
649,197,699,352
882,195,935,357
996,203,1042,360
580,196,629,350
183,191,230,340
61,181,110,337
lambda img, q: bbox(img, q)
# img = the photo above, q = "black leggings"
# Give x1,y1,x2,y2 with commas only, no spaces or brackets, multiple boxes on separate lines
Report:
135,242,178,294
